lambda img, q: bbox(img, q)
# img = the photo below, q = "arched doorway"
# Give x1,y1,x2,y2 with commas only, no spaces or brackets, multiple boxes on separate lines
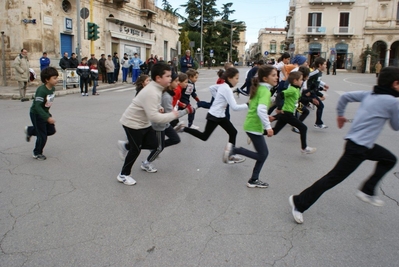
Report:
304,43,326,65
372,41,387,66
389,41,399,67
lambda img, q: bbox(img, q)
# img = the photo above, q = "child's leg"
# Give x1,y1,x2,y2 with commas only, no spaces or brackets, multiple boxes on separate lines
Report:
217,118,237,145
360,144,397,196
272,113,288,135
314,97,324,125
84,79,88,94
164,125,180,147
120,126,148,175
80,78,84,93
293,140,366,213
298,105,309,122
286,113,308,149
187,112,195,127
146,130,165,162
183,119,218,141
30,113,49,156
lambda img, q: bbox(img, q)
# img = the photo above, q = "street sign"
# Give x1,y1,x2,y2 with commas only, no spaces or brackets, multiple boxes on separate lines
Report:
210,49,214,58
264,51,269,56
210,49,214,53
80,8,89,20
212,59,216,64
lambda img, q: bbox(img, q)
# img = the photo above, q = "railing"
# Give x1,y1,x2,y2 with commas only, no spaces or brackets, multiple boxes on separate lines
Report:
306,26,326,34
333,27,354,35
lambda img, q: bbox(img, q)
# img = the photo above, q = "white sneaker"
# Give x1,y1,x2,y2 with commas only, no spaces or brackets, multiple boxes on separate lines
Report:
289,195,303,224
223,142,233,163
314,124,328,129
117,140,128,160
247,136,252,145
117,174,136,185
173,121,185,133
227,155,246,164
189,124,200,130
81,93,85,96
85,93,89,96
141,162,157,173
355,190,385,206
301,146,317,154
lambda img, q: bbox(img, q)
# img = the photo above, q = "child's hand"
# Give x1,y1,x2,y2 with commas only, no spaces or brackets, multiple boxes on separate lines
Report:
47,117,55,124
305,92,311,96
320,96,326,101
323,84,329,91
312,98,319,105
337,116,346,129
159,107,164,113
265,129,274,137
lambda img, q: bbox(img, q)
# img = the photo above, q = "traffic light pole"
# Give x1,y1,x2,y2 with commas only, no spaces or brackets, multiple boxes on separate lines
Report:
76,0,82,62
90,0,94,54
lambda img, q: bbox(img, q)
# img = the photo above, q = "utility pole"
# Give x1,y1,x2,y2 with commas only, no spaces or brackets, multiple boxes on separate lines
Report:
200,0,203,68
76,0,82,62
1,31,7,86
90,0,94,54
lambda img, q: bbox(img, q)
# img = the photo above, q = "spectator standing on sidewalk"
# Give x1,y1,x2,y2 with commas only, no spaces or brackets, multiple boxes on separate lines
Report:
13,48,30,102
105,55,115,84
121,53,130,83
129,53,143,83
375,61,382,78
59,52,70,70
69,53,79,88
180,50,194,73
87,54,98,67
98,54,107,83
112,52,120,83
39,52,50,71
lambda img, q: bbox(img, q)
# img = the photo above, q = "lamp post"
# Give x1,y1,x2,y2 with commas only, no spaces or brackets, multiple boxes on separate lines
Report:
215,20,236,63
200,0,204,68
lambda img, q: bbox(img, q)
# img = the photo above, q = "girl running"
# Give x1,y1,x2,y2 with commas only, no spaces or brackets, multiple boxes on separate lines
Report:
134,74,150,96
181,67,248,164
224,65,278,188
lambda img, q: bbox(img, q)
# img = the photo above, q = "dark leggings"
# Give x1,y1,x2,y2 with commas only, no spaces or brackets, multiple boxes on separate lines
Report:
233,133,269,181
183,113,237,145
273,112,308,149
293,140,397,213
147,125,181,162
80,77,89,94
28,113,56,155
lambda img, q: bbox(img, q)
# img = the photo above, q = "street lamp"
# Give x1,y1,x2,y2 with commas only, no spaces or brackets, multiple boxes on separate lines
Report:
1,31,6,86
200,0,203,68
215,20,237,63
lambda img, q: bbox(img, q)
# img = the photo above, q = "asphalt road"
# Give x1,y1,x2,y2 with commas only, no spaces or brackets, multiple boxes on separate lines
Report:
1,68,398,267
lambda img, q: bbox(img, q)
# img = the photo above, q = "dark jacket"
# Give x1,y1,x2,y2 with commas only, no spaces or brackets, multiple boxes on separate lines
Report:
112,56,120,69
59,56,70,70
88,58,98,67
69,57,79,68
76,63,90,80
180,56,194,73
179,80,199,105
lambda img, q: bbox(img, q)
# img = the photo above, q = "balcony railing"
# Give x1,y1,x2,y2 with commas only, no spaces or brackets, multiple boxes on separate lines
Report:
306,26,326,35
309,0,355,3
333,27,354,35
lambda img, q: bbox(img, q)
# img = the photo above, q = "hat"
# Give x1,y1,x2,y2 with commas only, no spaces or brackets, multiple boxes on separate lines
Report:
171,72,178,81
292,55,307,66
108,55,112,57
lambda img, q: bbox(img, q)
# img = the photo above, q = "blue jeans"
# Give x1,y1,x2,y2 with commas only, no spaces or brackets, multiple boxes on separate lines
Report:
28,113,56,155
92,79,98,94
233,133,269,181
132,69,141,83
122,67,129,82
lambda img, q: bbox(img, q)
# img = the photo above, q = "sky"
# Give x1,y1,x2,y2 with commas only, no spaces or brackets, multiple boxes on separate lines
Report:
156,0,290,47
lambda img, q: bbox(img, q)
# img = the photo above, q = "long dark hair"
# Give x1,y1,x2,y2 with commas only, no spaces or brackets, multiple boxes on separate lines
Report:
221,67,239,87
250,65,276,99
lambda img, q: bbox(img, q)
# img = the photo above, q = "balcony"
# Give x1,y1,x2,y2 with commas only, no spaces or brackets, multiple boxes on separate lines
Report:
290,0,296,10
309,0,355,4
333,27,354,35
306,26,326,35
140,0,157,19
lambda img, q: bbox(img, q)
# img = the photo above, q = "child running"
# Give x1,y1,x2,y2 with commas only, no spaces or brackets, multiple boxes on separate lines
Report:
171,73,189,128
289,66,399,224
181,67,247,164
116,63,179,185
179,69,201,129
140,72,195,172
224,65,277,188
271,71,316,154
134,74,150,96
24,67,59,160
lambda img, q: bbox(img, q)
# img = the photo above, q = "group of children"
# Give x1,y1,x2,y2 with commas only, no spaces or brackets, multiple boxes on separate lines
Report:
24,61,399,225
76,57,100,96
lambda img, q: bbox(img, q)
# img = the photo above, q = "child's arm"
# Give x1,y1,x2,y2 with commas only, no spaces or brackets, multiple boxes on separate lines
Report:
257,89,273,136
33,90,54,123
336,91,369,128
221,85,248,111
389,102,399,131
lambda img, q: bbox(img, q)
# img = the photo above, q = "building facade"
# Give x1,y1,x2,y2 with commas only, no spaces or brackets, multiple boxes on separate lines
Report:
0,0,180,85
285,0,399,71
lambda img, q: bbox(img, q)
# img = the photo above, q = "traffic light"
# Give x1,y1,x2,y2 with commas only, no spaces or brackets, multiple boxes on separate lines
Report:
87,22,95,40
93,23,100,41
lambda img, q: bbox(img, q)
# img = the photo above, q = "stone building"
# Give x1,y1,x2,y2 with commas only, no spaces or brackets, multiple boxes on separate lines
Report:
0,0,180,86
285,0,399,71
250,28,287,61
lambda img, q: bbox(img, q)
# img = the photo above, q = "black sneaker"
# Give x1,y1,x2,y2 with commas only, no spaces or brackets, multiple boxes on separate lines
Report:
24,126,31,142
247,179,269,188
33,154,46,160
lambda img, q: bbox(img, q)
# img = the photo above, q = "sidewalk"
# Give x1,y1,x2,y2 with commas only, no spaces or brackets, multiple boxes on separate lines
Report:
0,81,128,100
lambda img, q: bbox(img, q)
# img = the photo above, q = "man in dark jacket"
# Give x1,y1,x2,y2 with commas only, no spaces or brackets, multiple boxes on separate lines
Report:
112,52,120,82
68,53,79,88
88,54,98,67
98,54,107,83
180,50,194,73
59,52,70,70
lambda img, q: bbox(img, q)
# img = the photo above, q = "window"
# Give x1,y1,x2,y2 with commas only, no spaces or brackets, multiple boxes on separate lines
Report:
62,0,72,13
308,13,322,33
270,40,276,54
397,3,399,24
339,12,350,33
164,41,168,61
